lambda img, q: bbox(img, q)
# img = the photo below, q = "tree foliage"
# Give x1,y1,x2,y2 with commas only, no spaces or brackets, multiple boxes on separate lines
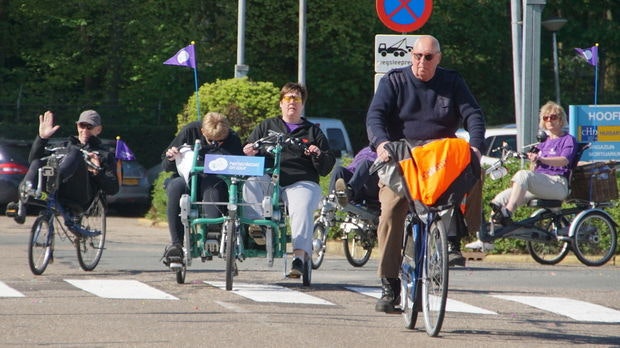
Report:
177,78,280,141
1,0,619,160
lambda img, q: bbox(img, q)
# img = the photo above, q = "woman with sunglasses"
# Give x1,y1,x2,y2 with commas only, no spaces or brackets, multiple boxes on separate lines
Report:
7,110,119,224
490,101,578,226
242,82,335,278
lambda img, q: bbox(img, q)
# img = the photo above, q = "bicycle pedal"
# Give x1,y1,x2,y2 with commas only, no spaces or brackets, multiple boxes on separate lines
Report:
169,262,183,271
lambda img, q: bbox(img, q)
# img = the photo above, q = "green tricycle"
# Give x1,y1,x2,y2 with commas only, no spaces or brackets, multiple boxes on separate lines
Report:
167,130,312,289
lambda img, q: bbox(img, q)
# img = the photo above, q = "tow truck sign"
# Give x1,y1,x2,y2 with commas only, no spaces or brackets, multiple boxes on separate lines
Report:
375,34,420,73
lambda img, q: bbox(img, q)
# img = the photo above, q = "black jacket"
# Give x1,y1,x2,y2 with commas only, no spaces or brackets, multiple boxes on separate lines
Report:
29,135,119,195
246,117,335,187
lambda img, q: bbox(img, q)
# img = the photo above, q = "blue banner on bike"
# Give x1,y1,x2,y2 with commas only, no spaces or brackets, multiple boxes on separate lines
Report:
204,155,265,176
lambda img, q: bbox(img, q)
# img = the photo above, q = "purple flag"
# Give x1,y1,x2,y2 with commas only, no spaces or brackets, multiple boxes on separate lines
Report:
115,139,136,161
575,45,598,66
163,44,196,69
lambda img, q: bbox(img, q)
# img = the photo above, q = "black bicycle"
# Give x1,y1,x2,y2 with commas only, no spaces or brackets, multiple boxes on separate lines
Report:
21,146,107,275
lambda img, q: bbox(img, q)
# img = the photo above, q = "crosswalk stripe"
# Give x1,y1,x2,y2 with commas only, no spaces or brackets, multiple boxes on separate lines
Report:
205,281,334,305
65,279,178,300
494,295,620,323
0,281,25,297
345,286,497,315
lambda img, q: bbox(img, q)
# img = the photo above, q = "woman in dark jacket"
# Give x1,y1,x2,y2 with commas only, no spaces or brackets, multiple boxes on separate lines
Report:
243,82,335,277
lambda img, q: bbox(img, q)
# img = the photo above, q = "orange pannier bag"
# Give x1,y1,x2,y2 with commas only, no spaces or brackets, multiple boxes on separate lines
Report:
398,138,480,208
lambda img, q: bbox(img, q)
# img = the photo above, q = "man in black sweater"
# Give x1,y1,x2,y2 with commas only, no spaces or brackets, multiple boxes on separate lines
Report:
366,35,486,312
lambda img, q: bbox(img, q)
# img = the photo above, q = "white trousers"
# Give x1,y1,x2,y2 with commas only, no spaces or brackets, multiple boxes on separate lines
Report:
243,176,321,256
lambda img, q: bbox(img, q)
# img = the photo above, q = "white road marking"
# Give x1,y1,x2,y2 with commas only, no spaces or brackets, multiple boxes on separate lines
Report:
494,295,620,323
65,279,178,300
206,281,334,305
346,286,497,315
0,281,25,297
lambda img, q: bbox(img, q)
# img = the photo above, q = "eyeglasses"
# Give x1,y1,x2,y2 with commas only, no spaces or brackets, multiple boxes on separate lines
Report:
282,95,302,103
412,53,436,62
542,114,559,121
78,123,94,130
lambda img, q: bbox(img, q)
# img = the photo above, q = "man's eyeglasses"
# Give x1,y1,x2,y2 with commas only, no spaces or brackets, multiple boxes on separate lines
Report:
412,53,436,62
542,114,559,121
282,95,302,103
78,123,94,130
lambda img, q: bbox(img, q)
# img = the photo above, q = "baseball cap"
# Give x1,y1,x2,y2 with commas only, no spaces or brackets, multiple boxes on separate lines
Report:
76,110,102,127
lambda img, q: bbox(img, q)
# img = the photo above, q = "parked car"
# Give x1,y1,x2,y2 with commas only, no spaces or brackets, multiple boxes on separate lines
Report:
307,117,354,158
457,125,517,166
99,139,151,215
0,139,30,209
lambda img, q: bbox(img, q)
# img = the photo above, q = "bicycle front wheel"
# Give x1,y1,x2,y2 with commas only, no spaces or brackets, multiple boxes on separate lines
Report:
400,218,419,330
29,214,54,275
224,215,238,291
342,229,372,267
311,222,327,269
572,210,617,266
422,218,448,337
76,196,107,271
526,209,571,265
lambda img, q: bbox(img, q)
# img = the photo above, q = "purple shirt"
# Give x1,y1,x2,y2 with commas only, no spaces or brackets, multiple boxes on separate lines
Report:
347,146,377,172
534,133,577,178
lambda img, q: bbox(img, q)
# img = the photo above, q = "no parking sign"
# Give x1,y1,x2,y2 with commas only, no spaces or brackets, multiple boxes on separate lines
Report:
376,0,433,33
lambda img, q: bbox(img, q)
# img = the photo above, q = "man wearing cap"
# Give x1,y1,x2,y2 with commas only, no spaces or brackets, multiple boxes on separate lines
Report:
6,110,119,223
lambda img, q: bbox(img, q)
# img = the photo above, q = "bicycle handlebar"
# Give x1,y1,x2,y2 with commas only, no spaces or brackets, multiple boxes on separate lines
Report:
251,130,315,157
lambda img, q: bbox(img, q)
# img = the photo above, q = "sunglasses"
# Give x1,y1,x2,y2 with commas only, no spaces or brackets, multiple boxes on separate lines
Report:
78,123,94,130
542,114,559,121
282,95,302,103
412,53,436,62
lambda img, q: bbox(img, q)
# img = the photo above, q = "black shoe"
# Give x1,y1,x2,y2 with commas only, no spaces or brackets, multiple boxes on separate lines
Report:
162,243,183,266
375,277,401,312
5,201,25,224
288,257,303,278
448,238,466,267
335,178,352,207
490,202,513,226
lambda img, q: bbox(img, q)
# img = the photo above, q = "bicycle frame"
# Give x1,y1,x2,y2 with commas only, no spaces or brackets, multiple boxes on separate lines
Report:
176,131,310,287
26,147,107,275
312,193,378,269
400,207,450,337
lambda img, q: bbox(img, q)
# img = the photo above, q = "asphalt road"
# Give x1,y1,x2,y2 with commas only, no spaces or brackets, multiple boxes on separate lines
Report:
1,216,619,348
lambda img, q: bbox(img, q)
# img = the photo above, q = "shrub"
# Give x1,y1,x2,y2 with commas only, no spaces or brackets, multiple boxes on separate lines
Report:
148,78,281,223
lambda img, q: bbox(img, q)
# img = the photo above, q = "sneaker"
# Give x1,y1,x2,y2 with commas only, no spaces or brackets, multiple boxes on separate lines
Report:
464,239,495,252
334,178,351,207
447,239,466,267
5,201,25,224
490,202,513,226
162,243,183,266
248,224,266,245
288,257,304,278
375,277,401,313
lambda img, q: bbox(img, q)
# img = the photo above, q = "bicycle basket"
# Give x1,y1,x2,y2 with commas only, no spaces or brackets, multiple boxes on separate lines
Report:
569,161,618,202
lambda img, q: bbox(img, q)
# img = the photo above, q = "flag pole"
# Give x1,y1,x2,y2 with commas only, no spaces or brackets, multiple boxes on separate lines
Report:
191,41,201,121
594,43,599,105
115,136,122,184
